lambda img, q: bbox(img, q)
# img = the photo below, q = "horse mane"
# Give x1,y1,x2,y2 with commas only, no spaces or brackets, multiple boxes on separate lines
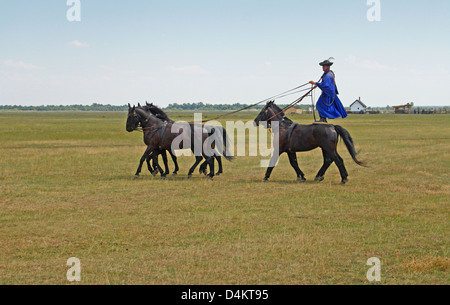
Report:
144,104,172,122
271,102,284,115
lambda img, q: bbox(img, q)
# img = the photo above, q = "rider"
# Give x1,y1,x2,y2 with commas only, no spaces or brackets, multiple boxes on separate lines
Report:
309,58,348,123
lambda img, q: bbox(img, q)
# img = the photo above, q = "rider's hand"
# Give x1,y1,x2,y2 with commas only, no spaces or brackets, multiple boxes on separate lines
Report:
309,81,316,85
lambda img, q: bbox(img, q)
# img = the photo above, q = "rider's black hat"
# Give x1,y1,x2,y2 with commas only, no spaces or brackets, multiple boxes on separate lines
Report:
319,58,334,67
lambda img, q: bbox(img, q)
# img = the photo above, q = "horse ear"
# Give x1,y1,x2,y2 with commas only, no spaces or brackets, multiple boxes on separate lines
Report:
128,103,131,109
138,103,141,108
146,101,150,106
132,105,135,111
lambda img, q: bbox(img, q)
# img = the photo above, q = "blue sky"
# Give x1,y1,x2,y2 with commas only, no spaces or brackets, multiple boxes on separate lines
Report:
1,0,449,107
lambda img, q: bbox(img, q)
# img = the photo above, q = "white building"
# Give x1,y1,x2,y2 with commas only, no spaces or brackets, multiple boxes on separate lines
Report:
350,98,367,114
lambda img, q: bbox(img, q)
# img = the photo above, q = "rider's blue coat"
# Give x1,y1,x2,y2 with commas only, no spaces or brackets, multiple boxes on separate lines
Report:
315,71,348,119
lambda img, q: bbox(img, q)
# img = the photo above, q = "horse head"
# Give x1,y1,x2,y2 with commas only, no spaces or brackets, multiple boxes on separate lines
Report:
254,101,283,128
126,104,140,132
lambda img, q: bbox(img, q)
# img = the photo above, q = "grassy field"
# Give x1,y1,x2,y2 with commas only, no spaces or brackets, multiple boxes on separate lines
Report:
0,111,448,285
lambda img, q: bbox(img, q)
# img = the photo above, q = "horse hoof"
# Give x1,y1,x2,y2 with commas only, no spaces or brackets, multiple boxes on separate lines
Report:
172,172,178,176
315,176,324,182
188,175,192,179
341,179,348,185
297,177,306,183
262,178,268,183
215,172,221,177
133,175,140,180
208,176,214,181
152,171,158,177
161,176,167,180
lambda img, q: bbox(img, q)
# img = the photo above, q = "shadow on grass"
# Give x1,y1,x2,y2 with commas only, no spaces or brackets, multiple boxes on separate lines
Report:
111,174,217,182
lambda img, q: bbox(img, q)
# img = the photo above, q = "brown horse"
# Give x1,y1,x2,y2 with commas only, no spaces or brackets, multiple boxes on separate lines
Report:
139,103,179,176
126,105,232,179
254,101,365,184
143,102,225,176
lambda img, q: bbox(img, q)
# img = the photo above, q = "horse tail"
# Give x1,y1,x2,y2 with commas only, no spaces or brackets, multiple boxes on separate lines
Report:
334,125,366,167
221,128,234,162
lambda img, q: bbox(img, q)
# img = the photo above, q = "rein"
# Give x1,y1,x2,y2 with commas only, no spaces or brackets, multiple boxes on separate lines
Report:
132,81,318,132
264,71,335,123
197,82,311,123
265,87,317,123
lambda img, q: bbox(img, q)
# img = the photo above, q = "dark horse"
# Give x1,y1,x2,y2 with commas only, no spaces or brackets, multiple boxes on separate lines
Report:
126,105,233,179
254,101,365,184
143,102,225,176
137,103,179,177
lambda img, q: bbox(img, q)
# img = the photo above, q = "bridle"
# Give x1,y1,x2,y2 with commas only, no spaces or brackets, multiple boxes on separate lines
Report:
130,109,160,133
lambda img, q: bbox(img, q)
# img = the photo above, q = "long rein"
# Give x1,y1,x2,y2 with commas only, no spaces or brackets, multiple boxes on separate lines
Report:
199,82,313,123
264,86,317,123
264,73,331,123
136,81,318,133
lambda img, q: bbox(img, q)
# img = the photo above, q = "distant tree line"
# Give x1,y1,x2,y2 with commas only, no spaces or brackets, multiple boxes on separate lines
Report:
1,102,446,112
0,102,263,112
0,103,128,112
164,102,261,111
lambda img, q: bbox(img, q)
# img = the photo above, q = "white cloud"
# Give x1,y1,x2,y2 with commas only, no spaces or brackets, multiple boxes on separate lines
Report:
168,65,207,74
4,59,43,70
69,40,89,48
345,56,393,72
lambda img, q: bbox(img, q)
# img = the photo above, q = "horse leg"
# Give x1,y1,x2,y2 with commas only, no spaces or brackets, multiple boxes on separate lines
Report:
315,149,333,182
169,151,179,175
206,155,215,179
188,156,203,178
199,161,208,175
332,152,349,184
135,146,154,179
146,153,154,174
149,152,159,176
215,155,223,176
151,155,159,176
161,150,170,176
287,152,306,182
153,151,166,179
263,152,281,182
336,152,349,179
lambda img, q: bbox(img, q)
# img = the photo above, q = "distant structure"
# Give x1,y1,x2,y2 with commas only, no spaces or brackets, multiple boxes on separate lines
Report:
350,97,367,114
393,103,413,114
286,106,303,115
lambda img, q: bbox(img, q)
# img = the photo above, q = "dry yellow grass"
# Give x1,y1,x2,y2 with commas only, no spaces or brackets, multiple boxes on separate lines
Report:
397,256,449,273
0,112,448,285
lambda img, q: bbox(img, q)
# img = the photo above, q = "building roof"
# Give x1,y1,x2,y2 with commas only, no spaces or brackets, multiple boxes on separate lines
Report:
393,103,413,109
350,99,367,108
